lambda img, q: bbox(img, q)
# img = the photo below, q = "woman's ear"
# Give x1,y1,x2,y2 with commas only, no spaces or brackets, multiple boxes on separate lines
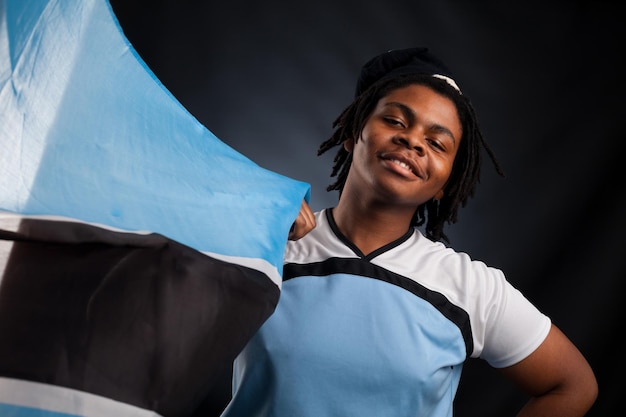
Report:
343,138,355,152
434,189,445,201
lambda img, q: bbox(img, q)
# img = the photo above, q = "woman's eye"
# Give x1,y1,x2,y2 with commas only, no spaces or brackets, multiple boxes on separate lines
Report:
428,138,444,151
384,117,404,127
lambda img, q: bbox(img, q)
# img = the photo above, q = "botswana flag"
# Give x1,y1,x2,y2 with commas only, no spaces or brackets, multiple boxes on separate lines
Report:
0,0,309,416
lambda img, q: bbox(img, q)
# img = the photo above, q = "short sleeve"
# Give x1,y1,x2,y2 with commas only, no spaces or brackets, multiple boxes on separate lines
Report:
479,279,551,368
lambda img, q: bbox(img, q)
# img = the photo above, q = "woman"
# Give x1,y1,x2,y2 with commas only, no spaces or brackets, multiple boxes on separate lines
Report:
221,47,598,417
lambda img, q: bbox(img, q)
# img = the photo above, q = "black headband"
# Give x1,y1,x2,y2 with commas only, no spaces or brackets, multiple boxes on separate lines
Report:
355,47,461,97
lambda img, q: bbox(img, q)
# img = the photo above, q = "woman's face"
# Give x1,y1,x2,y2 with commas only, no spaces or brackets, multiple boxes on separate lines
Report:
343,83,462,209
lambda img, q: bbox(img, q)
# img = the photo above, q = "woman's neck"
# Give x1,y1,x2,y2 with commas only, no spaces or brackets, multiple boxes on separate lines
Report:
332,198,415,256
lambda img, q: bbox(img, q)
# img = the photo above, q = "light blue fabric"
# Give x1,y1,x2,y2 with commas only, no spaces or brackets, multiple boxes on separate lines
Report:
223,273,464,417
0,404,79,417
0,0,309,273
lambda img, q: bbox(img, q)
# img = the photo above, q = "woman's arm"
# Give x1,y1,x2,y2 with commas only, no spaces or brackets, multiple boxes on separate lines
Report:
498,324,598,417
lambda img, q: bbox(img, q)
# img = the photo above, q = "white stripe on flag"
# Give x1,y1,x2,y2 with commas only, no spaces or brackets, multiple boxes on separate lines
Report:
0,377,162,417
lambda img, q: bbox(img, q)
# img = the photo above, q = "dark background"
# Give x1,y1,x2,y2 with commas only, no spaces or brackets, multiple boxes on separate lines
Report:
109,1,624,415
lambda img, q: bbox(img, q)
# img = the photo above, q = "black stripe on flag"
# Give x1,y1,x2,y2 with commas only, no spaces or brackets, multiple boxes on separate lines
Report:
0,217,279,416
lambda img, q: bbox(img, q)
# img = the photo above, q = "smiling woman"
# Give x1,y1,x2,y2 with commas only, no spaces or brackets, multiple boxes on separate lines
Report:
343,84,462,215
318,48,504,243
219,47,598,417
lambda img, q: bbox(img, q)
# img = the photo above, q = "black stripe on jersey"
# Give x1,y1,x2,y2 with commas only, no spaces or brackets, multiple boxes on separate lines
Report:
283,258,473,357
325,209,414,260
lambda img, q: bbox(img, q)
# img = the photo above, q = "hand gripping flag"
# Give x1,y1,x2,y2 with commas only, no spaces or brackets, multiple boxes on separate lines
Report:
0,0,310,416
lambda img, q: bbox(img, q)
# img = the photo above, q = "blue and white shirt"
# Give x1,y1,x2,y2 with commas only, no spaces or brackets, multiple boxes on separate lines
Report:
221,209,551,417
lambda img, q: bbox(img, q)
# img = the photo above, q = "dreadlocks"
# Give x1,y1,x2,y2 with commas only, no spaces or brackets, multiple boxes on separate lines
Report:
317,73,504,243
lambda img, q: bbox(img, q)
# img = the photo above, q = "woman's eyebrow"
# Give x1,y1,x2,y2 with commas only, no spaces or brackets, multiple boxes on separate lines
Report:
429,124,457,144
384,101,457,144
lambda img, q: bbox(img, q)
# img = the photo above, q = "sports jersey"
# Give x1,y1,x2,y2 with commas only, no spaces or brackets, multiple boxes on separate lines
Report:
220,209,551,417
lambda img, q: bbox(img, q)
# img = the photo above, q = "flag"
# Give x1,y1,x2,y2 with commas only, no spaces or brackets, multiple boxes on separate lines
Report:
0,0,310,415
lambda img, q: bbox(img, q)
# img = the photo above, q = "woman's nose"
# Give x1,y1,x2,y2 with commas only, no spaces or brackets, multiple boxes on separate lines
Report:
397,135,425,156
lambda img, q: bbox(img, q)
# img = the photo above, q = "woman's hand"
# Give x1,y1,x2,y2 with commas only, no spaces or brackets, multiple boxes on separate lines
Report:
288,200,316,240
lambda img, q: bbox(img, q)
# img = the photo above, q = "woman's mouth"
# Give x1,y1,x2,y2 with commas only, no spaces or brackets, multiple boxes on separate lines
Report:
380,153,423,178
389,158,415,174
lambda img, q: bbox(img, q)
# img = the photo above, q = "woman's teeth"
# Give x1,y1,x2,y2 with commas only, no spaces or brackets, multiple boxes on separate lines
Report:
391,159,413,173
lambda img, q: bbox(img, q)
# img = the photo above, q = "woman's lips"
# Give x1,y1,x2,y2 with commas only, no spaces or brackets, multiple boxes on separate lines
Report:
380,152,424,178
